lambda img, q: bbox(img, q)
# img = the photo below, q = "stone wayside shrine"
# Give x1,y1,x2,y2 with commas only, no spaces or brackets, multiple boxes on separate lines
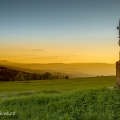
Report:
116,19,120,88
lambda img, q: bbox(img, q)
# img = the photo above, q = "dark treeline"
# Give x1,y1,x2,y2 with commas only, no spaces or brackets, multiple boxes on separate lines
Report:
0,66,69,81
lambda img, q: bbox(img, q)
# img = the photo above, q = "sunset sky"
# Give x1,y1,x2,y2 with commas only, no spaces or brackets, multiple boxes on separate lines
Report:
0,0,120,63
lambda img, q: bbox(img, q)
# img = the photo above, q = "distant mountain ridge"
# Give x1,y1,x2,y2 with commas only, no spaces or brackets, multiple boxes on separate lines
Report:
0,60,116,77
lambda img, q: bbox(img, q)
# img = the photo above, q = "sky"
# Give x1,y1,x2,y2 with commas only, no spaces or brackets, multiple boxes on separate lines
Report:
0,0,120,63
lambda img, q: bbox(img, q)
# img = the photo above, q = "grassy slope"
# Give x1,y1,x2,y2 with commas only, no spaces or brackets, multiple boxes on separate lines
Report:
0,88,120,120
0,76,115,94
0,76,117,120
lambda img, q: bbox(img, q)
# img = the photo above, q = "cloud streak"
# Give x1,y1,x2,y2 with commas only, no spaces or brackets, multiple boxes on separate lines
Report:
1,47,46,52
31,49,46,52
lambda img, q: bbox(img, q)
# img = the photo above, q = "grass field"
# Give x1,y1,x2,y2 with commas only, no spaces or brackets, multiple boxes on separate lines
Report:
0,76,118,120
0,76,115,93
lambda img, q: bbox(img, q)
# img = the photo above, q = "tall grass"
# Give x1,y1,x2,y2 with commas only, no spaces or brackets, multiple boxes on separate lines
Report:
0,76,116,119
0,88,120,120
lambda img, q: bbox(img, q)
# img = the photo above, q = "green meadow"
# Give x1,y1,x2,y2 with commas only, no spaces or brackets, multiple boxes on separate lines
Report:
0,76,119,120
0,76,115,93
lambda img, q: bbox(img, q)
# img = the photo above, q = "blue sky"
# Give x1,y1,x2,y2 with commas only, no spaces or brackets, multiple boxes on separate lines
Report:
0,0,120,63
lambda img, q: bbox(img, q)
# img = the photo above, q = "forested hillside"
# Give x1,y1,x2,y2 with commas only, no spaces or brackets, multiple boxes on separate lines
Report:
0,66,68,81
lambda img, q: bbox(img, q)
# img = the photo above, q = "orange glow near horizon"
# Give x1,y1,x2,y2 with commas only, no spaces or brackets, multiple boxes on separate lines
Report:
0,38,118,64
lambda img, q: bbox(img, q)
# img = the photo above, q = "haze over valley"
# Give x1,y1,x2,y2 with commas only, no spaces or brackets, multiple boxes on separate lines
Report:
0,60,115,77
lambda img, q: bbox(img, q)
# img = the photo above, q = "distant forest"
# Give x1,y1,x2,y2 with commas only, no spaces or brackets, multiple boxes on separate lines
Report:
0,66,69,81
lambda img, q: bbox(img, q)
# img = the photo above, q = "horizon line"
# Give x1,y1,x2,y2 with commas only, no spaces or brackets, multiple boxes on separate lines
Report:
0,60,116,64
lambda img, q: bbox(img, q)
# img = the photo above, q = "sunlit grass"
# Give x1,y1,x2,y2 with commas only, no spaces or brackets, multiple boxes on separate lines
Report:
0,76,115,94
0,88,120,120
0,76,117,120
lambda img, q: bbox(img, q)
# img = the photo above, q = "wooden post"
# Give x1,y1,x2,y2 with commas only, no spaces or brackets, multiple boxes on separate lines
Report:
116,61,120,88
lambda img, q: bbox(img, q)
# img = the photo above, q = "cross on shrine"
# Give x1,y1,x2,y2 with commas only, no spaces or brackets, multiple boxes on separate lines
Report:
117,19,120,38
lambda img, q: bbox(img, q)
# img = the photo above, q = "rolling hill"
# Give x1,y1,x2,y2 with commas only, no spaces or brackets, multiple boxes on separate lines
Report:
0,60,116,77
